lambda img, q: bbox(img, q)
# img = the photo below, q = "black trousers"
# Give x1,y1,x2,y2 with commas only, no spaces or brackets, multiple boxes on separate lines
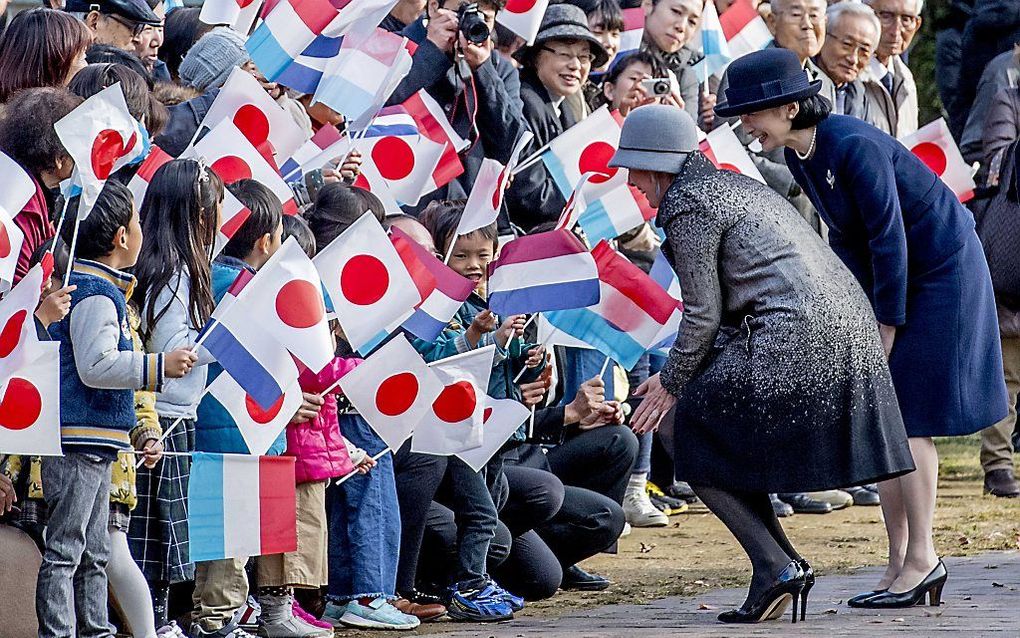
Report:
392,442,447,593
543,425,639,505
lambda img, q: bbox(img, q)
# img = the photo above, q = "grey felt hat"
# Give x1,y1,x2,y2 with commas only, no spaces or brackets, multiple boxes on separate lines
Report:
608,105,700,174
512,4,610,69
179,26,250,92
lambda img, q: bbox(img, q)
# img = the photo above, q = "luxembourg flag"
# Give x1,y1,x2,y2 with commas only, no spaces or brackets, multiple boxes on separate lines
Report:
646,249,683,356
487,229,600,316
495,0,550,45
699,124,765,183
279,124,349,181
618,7,644,54
900,118,976,203
127,145,173,209
313,28,413,132
245,0,339,80
720,0,772,60
545,241,679,370
695,0,731,78
188,453,297,562
390,226,475,341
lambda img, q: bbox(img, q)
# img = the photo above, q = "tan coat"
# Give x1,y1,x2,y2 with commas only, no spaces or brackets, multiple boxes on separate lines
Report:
861,55,919,138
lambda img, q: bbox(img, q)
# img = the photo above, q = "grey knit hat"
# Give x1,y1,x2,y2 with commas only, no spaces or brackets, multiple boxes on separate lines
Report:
179,26,250,92
608,105,699,174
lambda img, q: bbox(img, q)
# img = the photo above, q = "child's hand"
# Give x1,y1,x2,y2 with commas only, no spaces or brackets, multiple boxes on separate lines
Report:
495,314,526,348
34,285,76,327
164,349,198,378
291,392,325,424
525,345,546,369
140,438,164,468
466,309,498,346
355,454,377,474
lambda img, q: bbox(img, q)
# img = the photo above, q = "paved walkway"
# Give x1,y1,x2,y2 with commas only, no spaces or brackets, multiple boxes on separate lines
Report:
417,552,1020,637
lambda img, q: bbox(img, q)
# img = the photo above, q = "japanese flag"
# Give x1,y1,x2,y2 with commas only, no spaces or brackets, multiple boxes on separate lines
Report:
354,134,445,207
0,151,33,290
411,345,495,455
200,67,307,162
456,396,530,471
458,131,533,236
206,365,303,455
54,83,144,215
0,258,50,379
127,145,173,210
338,335,444,450
199,0,263,34
900,118,976,203
699,124,765,183
543,106,637,204
313,213,419,353
495,0,550,45
212,190,253,258
241,237,334,372
0,341,61,456
187,120,299,215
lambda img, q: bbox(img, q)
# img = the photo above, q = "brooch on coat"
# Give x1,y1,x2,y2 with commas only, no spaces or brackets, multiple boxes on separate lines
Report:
826,169,836,189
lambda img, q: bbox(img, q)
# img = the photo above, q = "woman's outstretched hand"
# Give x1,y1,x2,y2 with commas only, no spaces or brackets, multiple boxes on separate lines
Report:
629,373,676,434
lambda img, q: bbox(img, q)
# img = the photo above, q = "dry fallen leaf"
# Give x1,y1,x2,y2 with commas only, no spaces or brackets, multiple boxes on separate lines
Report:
823,608,838,615
892,617,905,623
639,542,656,554
924,609,944,618
698,603,716,610
992,582,1005,588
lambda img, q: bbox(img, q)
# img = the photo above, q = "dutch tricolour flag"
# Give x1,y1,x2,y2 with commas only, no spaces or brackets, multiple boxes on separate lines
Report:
188,453,297,562
275,33,342,94
487,229,600,316
545,242,680,370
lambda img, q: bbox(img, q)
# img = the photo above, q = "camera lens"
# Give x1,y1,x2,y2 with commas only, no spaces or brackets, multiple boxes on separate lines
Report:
653,80,669,95
458,3,490,44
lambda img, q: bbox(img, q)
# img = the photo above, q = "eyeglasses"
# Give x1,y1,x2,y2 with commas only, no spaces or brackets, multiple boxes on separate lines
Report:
827,33,874,60
875,10,919,29
540,46,594,66
106,13,146,37
775,8,824,24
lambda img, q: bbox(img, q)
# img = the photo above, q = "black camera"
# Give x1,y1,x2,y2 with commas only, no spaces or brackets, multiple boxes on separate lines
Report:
457,2,490,45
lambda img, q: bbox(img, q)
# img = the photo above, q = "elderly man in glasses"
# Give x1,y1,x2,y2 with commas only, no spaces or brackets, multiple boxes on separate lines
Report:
65,0,161,52
813,2,881,121
861,0,922,137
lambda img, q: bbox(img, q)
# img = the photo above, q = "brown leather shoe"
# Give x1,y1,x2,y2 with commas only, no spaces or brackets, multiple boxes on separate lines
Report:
392,597,446,622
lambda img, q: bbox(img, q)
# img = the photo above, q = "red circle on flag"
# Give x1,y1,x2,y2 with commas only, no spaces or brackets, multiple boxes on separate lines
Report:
492,168,508,210
245,392,284,424
0,223,10,259
91,128,137,180
504,0,538,13
0,309,27,358
211,156,254,183
375,372,420,416
432,381,476,423
237,0,257,8
340,254,390,306
0,377,41,431
372,137,415,181
219,209,250,239
483,406,493,423
233,105,271,146
275,279,325,328
578,142,619,184
719,163,740,174
911,142,947,176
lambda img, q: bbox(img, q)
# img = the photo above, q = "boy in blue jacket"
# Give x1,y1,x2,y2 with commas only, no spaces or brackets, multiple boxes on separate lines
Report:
40,181,196,638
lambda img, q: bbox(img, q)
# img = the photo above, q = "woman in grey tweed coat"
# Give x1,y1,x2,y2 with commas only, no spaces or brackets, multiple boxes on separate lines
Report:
613,105,914,624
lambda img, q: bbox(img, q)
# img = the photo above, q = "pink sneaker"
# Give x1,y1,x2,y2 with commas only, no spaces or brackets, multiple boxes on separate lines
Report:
293,600,334,631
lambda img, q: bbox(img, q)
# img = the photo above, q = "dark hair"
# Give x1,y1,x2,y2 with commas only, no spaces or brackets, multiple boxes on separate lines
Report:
605,49,667,84
30,236,70,282
0,8,92,103
135,159,222,341
381,212,419,230
85,44,154,89
420,199,497,256
68,63,150,123
283,214,316,258
223,179,283,260
791,94,832,130
160,8,213,80
61,181,135,260
563,0,624,31
307,183,385,250
0,87,83,179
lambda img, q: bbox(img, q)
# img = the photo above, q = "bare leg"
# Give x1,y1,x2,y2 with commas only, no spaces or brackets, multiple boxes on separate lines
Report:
887,437,939,593
875,475,907,589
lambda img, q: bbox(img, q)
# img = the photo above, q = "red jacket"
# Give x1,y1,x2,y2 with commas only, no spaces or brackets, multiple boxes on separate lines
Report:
286,356,361,483
13,175,54,285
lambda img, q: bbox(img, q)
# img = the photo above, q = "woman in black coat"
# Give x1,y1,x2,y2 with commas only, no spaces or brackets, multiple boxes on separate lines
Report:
617,104,913,625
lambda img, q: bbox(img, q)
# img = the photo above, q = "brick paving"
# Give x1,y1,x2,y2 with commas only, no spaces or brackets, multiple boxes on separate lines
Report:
418,552,1020,637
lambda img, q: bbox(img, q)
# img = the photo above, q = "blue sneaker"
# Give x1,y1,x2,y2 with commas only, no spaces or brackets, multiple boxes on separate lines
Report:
446,582,514,622
489,580,525,612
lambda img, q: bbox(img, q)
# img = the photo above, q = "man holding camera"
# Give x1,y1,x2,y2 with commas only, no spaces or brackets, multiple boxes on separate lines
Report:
387,0,528,218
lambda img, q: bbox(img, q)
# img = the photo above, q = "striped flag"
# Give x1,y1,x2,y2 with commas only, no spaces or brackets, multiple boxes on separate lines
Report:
279,124,350,181
274,33,343,94
695,0,731,78
645,249,683,356
699,124,765,183
720,0,772,60
618,7,644,54
401,90,468,189
127,145,173,209
245,0,340,80
188,453,297,562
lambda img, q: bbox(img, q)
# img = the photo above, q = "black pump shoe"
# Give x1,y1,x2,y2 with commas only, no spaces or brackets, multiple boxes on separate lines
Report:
847,589,887,607
718,561,806,624
854,561,947,609
797,559,815,621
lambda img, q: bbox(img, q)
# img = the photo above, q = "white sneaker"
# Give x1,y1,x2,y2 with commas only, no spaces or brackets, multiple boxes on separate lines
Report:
624,487,669,527
156,622,189,638
809,489,854,510
258,593,333,638
619,522,632,538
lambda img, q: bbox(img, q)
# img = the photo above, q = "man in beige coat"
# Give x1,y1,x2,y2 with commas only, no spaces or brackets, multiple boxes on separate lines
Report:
861,0,921,137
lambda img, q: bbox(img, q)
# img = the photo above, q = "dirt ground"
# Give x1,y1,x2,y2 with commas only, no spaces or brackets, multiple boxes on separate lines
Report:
511,435,1020,619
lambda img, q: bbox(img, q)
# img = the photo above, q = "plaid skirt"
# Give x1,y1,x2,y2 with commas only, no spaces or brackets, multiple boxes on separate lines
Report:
128,417,195,584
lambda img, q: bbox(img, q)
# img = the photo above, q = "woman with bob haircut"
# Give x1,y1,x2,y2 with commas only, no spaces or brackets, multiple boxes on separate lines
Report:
0,8,92,103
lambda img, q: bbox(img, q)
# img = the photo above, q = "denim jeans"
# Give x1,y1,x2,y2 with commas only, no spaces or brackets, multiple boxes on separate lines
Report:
37,452,115,638
433,457,498,590
327,414,400,600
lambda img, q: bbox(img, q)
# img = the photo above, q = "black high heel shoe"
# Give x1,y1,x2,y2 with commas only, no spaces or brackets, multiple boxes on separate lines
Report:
718,561,806,624
847,589,887,607
798,559,814,621
855,561,947,609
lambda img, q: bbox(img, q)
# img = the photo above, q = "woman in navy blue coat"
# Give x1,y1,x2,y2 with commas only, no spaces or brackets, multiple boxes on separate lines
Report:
717,48,1009,610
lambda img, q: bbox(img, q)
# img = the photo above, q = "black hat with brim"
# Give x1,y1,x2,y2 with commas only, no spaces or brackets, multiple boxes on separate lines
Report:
65,0,162,26
714,48,822,118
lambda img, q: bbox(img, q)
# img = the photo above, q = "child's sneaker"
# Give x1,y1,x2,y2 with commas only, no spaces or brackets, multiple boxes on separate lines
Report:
488,580,525,612
292,600,333,631
232,596,262,630
190,621,258,637
156,622,189,638
331,597,420,630
257,592,333,638
446,582,514,622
